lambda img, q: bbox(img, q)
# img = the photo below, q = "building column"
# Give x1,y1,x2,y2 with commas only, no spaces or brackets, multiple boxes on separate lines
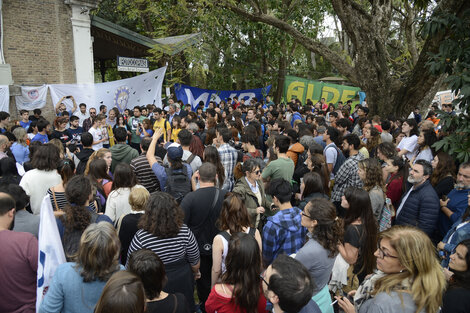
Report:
65,0,98,84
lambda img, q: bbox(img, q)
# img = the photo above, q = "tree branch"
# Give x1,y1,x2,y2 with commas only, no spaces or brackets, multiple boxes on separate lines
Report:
222,1,359,84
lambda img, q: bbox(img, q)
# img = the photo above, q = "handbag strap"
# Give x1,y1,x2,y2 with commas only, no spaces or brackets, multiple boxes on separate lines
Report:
172,294,178,313
51,187,60,211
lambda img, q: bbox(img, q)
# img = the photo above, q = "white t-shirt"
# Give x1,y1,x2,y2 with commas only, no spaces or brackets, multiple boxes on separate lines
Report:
89,126,104,150
324,143,338,180
397,135,418,160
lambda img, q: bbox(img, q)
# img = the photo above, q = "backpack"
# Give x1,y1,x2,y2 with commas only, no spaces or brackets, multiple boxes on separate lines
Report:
184,153,196,165
331,146,346,175
165,166,192,203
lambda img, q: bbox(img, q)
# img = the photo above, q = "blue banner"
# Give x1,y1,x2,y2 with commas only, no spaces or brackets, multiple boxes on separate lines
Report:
175,84,272,110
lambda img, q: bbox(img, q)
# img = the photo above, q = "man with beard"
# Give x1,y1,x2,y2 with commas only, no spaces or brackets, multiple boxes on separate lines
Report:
394,160,440,236
438,163,470,239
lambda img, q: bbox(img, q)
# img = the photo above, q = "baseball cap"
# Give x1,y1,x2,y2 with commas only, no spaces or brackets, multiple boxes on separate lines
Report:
164,142,183,160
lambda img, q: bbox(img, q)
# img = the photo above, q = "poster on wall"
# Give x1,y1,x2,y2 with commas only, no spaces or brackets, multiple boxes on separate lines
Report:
15,85,48,111
283,75,361,105
49,66,167,113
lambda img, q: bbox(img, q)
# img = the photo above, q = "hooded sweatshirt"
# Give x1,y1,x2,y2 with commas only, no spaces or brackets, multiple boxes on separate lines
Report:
110,144,139,173
262,206,307,265
75,148,94,174
287,142,305,167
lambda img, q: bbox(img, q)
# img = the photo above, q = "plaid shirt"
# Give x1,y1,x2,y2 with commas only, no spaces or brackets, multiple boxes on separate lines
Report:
262,207,307,265
217,143,238,191
331,152,365,202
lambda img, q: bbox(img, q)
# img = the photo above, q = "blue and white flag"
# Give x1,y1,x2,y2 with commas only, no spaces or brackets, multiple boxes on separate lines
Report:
36,195,65,312
174,84,272,110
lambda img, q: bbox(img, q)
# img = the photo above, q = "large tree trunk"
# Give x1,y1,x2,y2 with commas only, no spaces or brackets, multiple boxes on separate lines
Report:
274,40,287,104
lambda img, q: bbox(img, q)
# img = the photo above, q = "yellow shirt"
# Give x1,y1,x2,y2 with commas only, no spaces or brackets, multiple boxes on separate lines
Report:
153,118,171,141
171,128,181,143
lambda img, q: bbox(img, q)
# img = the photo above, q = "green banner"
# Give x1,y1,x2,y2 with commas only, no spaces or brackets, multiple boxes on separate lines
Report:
283,75,360,105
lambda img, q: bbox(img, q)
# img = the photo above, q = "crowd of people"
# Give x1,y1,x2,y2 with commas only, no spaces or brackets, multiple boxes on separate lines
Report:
0,95,469,313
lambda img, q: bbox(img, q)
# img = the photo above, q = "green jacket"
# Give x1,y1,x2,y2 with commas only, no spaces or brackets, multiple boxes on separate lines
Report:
110,144,139,173
232,177,271,227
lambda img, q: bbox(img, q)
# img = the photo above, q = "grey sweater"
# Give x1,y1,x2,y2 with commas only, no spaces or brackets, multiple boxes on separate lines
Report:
359,291,424,313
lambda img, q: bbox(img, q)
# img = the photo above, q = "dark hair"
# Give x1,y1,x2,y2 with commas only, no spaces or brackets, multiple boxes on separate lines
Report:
269,255,314,313
419,129,437,150
57,158,75,185
449,239,470,289
415,159,433,177
431,151,456,186
140,137,152,152
343,187,377,277
241,158,260,176
69,115,79,123
0,111,10,121
343,134,361,150
27,120,38,134
81,132,93,147
404,119,419,136
387,156,409,193
37,119,50,132
31,144,60,171
203,146,225,188
286,129,298,144
114,127,128,143
111,163,137,191
301,172,324,197
133,106,142,112
240,132,258,146
218,193,252,232
139,192,184,238
94,271,145,313
377,142,397,159
63,175,93,233
274,135,290,153
326,126,341,145
87,158,112,196
267,179,292,204
199,162,217,183
19,109,28,115
33,108,41,115
128,249,167,299
381,120,391,131
177,129,192,146
305,198,343,257
0,184,28,211
222,232,261,313
0,157,18,177
217,127,232,143
0,192,15,215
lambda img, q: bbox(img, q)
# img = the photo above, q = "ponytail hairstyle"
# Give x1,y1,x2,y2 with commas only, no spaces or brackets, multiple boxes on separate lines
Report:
57,158,75,185
305,198,343,257
62,175,93,235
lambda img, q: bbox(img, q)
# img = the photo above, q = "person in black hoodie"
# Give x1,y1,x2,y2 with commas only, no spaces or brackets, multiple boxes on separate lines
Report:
75,132,95,175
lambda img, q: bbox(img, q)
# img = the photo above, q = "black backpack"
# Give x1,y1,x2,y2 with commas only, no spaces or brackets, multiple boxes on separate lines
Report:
165,166,192,203
332,146,347,175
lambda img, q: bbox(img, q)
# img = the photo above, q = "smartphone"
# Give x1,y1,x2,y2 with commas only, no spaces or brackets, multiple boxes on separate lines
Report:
442,195,448,201
341,290,353,302
66,95,71,99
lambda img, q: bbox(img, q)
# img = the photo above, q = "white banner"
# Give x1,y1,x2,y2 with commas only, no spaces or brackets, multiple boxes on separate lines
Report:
15,85,48,111
36,195,66,312
49,67,167,114
0,85,9,112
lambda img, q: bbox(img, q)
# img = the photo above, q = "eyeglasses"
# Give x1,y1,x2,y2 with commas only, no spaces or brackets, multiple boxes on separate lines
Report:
301,211,314,219
377,244,398,259
252,170,261,175
260,271,269,288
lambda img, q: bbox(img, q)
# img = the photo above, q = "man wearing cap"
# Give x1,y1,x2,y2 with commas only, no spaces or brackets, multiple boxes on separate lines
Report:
147,128,193,191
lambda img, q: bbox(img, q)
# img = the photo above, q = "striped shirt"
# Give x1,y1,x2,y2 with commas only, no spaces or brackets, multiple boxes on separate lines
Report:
130,154,161,193
47,188,97,212
127,225,200,266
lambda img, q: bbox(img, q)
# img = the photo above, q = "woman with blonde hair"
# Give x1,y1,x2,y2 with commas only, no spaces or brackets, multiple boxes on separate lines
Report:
11,126,29,164
39,222,124,313
84,148,112,176
336,226,446,313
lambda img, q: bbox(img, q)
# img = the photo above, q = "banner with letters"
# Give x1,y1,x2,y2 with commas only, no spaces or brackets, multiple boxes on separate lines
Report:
15,85,48,111
49,67,167,114
0,85,9,112
174,84,272,110
283,75,361,105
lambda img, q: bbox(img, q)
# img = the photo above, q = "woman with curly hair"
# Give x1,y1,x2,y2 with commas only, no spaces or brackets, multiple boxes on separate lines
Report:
211,193,262,287
338,187,378,284
206,232,267,313
431,151,456,199
336,226,445,313
295,198,343,312
57,175,112,260
363,126,382,158
376,141,398,183
306,149,330,195
127,192,200,310
358,158,386,223
39,222,124,313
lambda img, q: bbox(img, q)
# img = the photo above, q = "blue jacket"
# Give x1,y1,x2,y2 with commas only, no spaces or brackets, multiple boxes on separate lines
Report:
441,218,470,267
262,207,307,265
438,188,470,237
394,180,440,236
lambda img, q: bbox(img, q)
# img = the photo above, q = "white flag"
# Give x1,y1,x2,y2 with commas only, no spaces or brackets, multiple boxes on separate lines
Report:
15,85,48,111
0,85,9,113
36,195,66,312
